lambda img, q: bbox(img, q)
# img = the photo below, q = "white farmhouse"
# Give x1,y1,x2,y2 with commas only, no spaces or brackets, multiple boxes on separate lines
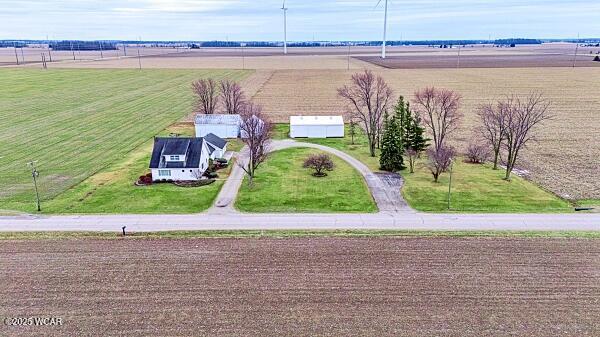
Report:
289,116,344,138
149,134,227,182
195,114,242,139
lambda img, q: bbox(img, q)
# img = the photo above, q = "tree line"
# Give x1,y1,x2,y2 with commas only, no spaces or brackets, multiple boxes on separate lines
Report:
338,70,552,183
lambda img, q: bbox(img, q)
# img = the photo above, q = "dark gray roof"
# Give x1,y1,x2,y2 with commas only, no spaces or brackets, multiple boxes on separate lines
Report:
204,133,227,149
162,138,190,155
195,114,241,125
149,137,205,169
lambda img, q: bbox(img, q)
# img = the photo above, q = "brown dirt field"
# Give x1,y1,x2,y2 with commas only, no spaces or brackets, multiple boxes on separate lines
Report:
357,53,600,69
1,237,599,336
251,68,600,200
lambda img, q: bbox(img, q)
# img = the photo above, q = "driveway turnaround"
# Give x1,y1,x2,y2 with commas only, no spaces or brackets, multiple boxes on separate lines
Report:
213,140,411,213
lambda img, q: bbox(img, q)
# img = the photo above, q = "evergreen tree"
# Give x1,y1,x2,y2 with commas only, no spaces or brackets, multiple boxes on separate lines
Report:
393,95,430,173
379,111,405,171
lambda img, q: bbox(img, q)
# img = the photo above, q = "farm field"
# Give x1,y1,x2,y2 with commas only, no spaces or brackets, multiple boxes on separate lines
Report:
1,237,599,336
5,43,599,70
236,147,377,213
251,67,600,200
0,68,251,213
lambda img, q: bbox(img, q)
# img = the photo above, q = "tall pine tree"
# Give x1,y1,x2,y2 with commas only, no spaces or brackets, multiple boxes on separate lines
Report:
379,110,405,171
394,96,429,173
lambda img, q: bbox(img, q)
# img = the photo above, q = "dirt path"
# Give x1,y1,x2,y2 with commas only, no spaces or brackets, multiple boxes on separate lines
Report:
2,237,599,336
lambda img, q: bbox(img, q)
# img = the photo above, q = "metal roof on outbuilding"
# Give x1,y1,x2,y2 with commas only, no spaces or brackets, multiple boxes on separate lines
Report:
290,115,344,126
195,114,241,125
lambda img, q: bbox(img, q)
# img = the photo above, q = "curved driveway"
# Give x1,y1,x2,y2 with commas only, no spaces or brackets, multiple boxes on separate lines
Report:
212,140,410,214
1,140,599,232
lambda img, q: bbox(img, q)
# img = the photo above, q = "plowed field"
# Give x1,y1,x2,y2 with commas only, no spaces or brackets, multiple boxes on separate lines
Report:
1,237,599,336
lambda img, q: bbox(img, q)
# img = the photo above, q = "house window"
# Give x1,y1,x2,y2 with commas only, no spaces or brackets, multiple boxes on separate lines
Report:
158,170,171,177
169,155,180,161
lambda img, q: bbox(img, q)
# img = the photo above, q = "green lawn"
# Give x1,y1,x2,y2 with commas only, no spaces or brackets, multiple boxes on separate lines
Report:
235,147,377,213
299,124,381,171
289,124,572,213
0,68,251,213
34,124,235,214
272,123,290,139
401,160,572,213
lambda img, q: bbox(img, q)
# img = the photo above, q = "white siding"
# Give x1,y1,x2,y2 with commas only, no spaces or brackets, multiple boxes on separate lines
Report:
195,124,240,138
290,116,345,138
151,142,211,182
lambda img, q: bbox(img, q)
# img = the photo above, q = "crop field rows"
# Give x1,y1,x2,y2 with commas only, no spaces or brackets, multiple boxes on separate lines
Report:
1,237,599,336
0,69,250,211
251,67,600,200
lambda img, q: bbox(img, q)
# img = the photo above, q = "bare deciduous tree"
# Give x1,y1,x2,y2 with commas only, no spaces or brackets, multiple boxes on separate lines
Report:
303,154,335,177
427,146,455,183
412,87,462,151
465,140,490,164
192,78,219,114
404,148,418,173
338,70,393,157
503,92,552,180
238,102,272,187
477,99,510,169
220,80,246,114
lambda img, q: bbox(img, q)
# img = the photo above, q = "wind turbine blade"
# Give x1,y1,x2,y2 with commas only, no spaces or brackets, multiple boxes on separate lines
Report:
374,0,383,9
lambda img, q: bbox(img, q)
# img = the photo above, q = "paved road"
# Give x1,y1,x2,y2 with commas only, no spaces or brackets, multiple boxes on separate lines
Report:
1,139,598,233
0,212,598,232
212,140,411,213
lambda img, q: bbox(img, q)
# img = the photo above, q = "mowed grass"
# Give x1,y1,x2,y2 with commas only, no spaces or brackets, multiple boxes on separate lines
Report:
301,125,381,171
40,124,231,214
236,147,377,213
401,160,572,213
0,68,251,212
297,124,571,213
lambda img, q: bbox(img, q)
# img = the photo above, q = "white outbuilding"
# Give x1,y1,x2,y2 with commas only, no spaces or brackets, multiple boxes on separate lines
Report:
195,114,241,139
289,116,345,138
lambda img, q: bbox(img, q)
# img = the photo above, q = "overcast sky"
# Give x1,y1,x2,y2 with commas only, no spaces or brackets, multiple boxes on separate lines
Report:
1,0,598,41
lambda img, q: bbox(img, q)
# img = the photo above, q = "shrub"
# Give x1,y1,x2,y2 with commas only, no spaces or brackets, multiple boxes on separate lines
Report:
427,146,455,183
204,172,219,179
303,154,335,177
136,173,153,186
465,142,490,164
174,179,215,187
215,158,228,164
594,56,600,62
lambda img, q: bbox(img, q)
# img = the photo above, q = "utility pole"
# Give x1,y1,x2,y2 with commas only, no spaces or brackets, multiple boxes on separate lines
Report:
137,37,142,70
47,35,52,62
21,47,25,64
241,43,246,70
13,42,19,65
447,160,454,210
347,44,351,70
457,44,461,68
27,161,41,212
99,41,104,59
70,41,76,60
573,33,580,68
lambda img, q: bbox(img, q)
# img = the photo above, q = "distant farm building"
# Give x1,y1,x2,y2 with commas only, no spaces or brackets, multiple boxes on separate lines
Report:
195,114,241,139
149,134,227,182
290,116,344,138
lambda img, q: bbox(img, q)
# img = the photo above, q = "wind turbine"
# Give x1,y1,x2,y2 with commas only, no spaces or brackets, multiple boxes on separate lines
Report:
375,0,389,59
281,0,288,55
